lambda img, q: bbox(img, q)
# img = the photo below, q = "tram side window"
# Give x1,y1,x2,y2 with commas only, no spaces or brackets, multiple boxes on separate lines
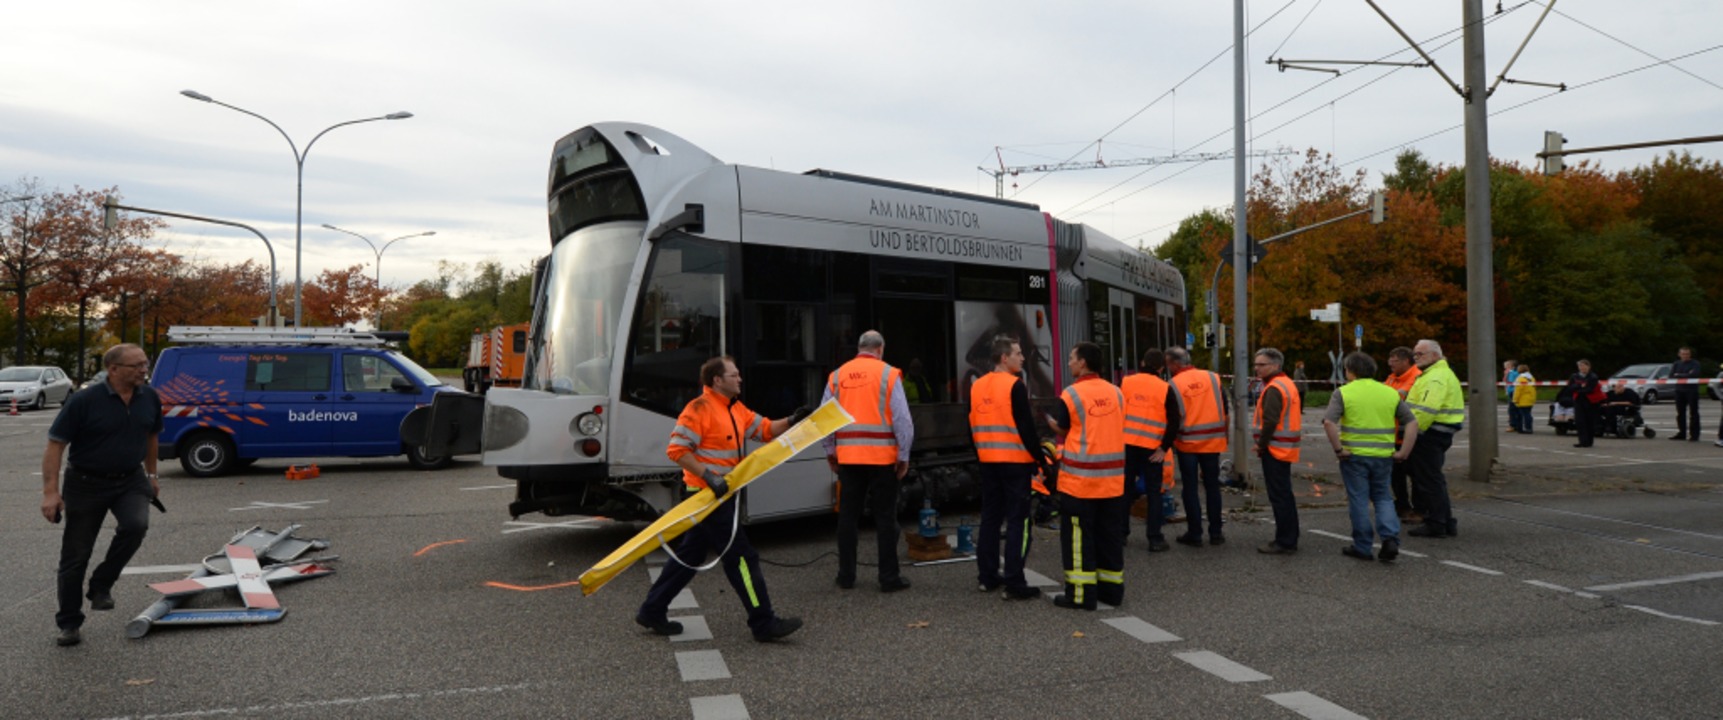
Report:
622,235,729,415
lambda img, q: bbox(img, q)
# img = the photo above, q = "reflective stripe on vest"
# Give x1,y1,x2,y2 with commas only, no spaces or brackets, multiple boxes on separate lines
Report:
1120,373,1171,449
1337,379,1402,458
1252,375,1302,462
1057,378,1126,499
667,387,773,489
829,356,901,464
969,371,1033,464
1407,359,1466,431
1173,369,1229,453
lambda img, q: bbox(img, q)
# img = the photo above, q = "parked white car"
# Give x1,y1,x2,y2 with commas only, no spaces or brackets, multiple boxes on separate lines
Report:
1608,363,1674,404
1710,370,1722,401
0,365,75,411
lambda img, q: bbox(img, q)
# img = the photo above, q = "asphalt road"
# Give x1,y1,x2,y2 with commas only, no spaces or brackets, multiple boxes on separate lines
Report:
2,399,1719,719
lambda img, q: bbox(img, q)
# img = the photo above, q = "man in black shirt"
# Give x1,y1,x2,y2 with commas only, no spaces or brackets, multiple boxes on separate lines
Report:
41,344,162,647
1671,347,1701,442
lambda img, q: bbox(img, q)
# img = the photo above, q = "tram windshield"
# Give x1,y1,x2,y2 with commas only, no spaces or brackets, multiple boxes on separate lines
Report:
533,222,644,395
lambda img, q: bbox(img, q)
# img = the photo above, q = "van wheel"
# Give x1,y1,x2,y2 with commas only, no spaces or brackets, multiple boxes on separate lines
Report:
405,443,453,470
179,433,237,477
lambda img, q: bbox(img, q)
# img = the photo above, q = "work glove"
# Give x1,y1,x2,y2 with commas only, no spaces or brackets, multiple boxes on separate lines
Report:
790,405,814,425
702,469,730,498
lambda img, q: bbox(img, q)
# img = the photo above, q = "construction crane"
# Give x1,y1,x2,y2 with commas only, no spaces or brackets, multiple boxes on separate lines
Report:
981,147,1296,198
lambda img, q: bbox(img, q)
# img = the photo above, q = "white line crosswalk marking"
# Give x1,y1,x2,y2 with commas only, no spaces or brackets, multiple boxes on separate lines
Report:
676,650,732,681
1173,650,1271,683
690,694,749,720
1265,691,1370,720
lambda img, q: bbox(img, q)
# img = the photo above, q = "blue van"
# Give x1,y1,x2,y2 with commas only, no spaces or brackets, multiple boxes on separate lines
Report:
153,327,462,477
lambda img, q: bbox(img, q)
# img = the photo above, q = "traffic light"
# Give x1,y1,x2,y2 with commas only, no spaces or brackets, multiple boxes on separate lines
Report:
1542,131,1566,175
1202,326,1215,349
1369,191,1387,224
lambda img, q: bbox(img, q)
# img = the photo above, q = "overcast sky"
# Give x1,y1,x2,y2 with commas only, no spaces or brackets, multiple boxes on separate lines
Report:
5,1,1719,294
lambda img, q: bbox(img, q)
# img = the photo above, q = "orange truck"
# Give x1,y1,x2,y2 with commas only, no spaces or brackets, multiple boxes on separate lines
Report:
463,323,529,394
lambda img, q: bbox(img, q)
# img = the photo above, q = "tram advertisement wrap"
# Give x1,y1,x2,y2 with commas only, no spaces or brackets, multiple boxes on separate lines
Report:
956,301,1057,402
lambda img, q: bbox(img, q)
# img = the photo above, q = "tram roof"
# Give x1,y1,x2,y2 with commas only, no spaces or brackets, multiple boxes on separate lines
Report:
802,169,1039,212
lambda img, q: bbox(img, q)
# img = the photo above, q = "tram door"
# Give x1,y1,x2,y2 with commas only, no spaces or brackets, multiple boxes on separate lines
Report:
1108,287,1137,380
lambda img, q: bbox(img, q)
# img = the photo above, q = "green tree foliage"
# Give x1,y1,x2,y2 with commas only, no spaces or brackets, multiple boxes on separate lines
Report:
397,259,535,367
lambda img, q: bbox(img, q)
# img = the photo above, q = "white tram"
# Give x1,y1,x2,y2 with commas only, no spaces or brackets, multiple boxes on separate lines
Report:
420,122,1186,521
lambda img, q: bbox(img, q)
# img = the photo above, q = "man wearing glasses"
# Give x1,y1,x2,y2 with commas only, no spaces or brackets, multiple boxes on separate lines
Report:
1405,340,1464,539
41,344,162,647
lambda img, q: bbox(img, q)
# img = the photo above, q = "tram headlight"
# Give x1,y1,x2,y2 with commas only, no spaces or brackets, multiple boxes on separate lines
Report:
572,411,604,437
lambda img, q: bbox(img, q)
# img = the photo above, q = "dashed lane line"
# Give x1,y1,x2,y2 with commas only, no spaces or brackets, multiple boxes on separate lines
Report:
93,682,532,719
1522,580,1601,599
1584,570,1723,593
669,588,699,610
668,615,713,642
121,564,203,576
690,694,750,720
1172,650,1272,683
1100,616,1181,644
676,650,732,681
1265,691,1371,720
1487,497,1723,541
1306,528,1427,558
1440,560,1504,576
1622,605,1721,626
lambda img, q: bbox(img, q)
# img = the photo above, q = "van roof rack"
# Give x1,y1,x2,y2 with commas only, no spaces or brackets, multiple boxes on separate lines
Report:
166,326,396,347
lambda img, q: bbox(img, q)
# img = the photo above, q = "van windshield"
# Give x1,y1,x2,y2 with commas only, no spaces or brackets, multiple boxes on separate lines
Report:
387,351,445,387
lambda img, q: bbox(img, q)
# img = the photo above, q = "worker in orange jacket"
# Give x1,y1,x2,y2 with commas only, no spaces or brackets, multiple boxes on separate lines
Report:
1252,348,1303,555
822,330,916,593
968,335,1050,601
1045,342,1127,610
637,356,809,642
1166,346,1230,546
1120,348,1181,553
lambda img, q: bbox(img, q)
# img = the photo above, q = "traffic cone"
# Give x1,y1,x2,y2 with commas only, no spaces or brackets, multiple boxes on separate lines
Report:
8,398,16,416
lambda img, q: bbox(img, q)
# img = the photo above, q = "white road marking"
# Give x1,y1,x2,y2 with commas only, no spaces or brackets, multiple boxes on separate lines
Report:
229,500,328,512
1101,616,1181,643
1173,650,1272,683
501,518,603,534
1023,568,1059,587
1496,501,1723,540
1522,580,1576,593
669,588,698,610
669,615,714,642
1575,591,1601,599
1441,560,1503,576
690,694,750,720
1307,528,1426,557
676,650,732,681
121,564,203,576
93,682,531,719
1622,605,1720,626
1264,691,1370,720
460,483,514,491
1585,571,1723,592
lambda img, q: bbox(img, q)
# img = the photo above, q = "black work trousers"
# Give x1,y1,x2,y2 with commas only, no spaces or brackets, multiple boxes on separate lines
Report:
1177,451,1225,539
57,472,151,631
1260,450,1299,549
1125,445,1168,543
1574,397,1595,446
977,462,1034,591
1390,458,1419,515
1407,430,1455,533
1676,389,1701,439
639,493,775,635
836,463,902,587
1058,493,1126,609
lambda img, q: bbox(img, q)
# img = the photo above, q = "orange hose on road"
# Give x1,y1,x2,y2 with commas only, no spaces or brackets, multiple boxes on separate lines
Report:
413,539,470,557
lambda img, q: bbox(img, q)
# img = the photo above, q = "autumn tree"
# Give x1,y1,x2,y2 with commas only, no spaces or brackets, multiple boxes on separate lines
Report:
0,178,62,363
300,264,388,328
40,188,162,381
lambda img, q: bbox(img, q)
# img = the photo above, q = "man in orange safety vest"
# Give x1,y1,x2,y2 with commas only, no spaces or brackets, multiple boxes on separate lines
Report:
968,335,1051,600
1252,348,1303,555
822,330,916,593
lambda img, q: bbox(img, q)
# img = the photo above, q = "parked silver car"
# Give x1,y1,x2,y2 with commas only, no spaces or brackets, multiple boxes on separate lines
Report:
0,365,75,410
1608,363,1673,404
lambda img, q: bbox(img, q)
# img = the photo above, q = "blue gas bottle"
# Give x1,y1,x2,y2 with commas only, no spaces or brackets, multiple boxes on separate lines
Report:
918,499,940,538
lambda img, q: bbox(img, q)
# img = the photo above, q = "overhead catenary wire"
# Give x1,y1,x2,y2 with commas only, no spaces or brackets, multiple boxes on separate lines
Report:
1060,5,1533,219
1008,0,1305,200
1339,42,1723,169
1532,0,1723,94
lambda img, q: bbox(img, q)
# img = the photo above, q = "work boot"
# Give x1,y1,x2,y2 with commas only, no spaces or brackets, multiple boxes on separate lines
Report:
753,616,803,642
634,615,684,637
1051,594,1096,611
56,628,81,647
87,592,114,611
1003,586,1041,601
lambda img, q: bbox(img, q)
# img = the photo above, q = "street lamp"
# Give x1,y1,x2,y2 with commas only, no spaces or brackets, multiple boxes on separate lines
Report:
104,198,279,327
320,223,434,328
1,195,35,205
180,89,412,328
